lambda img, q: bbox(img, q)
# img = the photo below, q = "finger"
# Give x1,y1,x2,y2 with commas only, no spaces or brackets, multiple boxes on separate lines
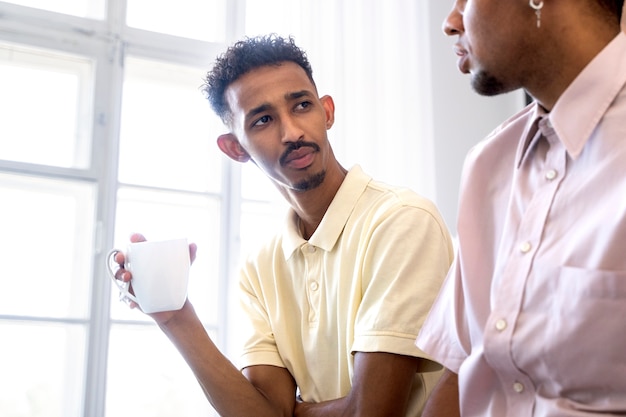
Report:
189,242,198,264
114,269,131,282
130,233,147,243
113,250,126,265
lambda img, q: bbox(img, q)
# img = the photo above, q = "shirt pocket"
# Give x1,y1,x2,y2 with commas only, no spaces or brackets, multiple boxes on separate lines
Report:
538,266,626,396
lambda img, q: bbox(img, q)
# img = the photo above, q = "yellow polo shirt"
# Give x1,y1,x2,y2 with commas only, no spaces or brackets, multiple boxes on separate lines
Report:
238,165,453,416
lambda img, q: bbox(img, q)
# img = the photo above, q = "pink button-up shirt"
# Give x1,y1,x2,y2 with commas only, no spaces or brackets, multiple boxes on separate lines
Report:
417,33,626,416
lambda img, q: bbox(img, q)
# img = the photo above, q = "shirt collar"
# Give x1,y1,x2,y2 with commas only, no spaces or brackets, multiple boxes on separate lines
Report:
518,32,626,166
516,104,545,168
281,165,370,259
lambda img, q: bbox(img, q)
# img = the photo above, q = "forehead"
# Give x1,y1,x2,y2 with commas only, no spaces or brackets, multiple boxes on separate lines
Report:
224,62,317,113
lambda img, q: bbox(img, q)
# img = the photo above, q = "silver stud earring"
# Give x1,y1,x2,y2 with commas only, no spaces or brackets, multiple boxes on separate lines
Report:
529,0,544,28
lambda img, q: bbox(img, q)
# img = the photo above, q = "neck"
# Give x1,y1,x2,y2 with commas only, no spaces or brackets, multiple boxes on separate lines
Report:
525,11,620,110
289,163,347,240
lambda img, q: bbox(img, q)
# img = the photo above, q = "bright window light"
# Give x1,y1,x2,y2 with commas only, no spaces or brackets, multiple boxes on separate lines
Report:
1,0,106,19
126,0,227,42
118,57,222,193
0,43,93,169
0,172,95,318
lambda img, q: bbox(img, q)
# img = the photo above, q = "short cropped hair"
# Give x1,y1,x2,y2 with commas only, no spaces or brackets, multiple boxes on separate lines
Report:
202,34,315,125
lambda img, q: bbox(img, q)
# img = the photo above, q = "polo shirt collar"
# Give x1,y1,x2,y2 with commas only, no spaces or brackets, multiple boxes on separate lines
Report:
281,165,370,259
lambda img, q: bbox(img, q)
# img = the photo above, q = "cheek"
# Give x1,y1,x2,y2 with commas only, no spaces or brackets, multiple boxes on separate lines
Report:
246,149,279,173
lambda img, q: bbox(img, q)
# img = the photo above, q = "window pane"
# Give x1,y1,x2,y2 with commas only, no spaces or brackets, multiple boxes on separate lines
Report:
1,0,106,19
126,0,226,42
111,186,221,323
0,42,94,169
0,321,86,417
0,172,95,318
106,324,217,417
118,57,222,193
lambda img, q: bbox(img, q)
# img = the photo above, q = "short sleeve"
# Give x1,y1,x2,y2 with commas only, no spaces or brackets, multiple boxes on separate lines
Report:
352,202,454,370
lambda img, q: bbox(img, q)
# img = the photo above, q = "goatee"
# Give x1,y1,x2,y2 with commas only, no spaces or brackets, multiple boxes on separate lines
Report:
294,170,326,191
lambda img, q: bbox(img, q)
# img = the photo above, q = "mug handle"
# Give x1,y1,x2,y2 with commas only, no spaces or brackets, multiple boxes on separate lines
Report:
106,248,139,305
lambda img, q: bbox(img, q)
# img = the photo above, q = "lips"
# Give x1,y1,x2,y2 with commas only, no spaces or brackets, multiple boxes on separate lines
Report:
282,146,316,169
453,43,470,74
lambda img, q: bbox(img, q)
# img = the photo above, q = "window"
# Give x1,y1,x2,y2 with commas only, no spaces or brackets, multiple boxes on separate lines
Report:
0,1,285,416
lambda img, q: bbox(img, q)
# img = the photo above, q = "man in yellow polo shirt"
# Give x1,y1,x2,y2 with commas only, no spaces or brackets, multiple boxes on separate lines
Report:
112,34,453,416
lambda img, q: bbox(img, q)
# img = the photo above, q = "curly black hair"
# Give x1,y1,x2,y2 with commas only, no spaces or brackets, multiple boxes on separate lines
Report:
202,34,315,125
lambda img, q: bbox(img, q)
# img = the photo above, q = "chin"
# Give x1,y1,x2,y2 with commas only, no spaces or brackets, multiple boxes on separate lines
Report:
293,170,326,192
471,71,509,96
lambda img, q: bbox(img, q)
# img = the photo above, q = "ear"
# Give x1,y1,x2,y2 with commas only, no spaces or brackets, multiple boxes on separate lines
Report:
320,95,335,129
217,133,251,162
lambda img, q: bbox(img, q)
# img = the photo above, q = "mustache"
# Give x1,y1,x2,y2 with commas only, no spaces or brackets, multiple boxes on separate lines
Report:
279,141,320,165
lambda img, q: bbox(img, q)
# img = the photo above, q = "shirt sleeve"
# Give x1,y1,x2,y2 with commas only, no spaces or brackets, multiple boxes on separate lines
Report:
415,244,471,373
237,261,286,371
351,201,454,371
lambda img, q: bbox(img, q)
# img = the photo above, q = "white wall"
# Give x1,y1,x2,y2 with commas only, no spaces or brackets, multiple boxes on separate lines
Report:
425,2,525,235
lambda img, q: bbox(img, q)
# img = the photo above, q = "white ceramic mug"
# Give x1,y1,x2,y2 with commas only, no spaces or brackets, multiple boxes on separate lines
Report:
106,238,190,313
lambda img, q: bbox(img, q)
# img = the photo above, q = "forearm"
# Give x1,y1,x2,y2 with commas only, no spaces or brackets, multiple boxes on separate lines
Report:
293,385,414,417
294,397,346,417
294,352,418,417
421,368,460,417
157,301,293,417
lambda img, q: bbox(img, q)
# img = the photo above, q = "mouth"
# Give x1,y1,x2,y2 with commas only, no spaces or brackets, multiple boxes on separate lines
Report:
453,43,470,74
281,145,318,169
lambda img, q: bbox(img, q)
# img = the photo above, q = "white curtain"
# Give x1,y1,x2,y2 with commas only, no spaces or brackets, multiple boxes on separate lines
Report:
243,0,438,201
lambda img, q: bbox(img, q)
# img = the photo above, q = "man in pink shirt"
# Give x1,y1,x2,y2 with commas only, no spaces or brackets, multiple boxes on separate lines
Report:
416,1,626,416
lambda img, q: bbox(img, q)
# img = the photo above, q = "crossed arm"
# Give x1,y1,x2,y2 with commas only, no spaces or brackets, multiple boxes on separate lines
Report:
289,352,422,417
156,301,428,417
420,368,460,417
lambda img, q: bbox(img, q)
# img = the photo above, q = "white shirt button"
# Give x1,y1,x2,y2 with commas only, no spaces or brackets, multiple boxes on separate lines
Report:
310,281,319,291
513,382,525,393
520,241,532,253
545,169,557,180
306,245,316,253
495,319,507,331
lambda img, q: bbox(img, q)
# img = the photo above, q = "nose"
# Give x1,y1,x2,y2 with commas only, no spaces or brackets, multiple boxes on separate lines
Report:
280,115,305,143
442,2,464,36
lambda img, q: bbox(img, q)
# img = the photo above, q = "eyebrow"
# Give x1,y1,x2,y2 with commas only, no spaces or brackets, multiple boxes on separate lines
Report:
245,103,271,122
286,90,313,101
244,90,314,122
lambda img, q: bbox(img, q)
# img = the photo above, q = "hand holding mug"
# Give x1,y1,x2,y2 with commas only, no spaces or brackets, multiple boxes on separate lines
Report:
106,233,197,314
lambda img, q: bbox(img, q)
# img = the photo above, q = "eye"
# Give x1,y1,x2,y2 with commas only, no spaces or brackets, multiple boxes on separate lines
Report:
295,101,312,111
253,115,271,127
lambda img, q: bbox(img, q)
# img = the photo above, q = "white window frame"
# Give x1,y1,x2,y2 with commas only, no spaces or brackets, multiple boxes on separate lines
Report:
0,1,247,416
